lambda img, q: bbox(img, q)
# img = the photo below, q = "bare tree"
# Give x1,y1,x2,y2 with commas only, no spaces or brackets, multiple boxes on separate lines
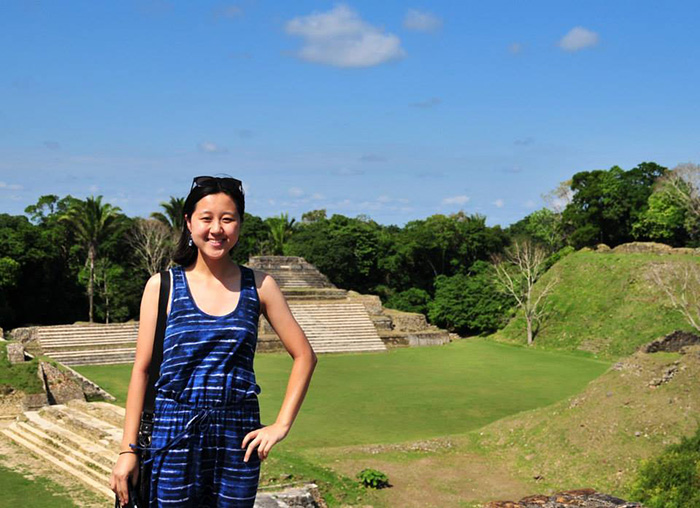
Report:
649,261,700,332
128,218,173,275
542,179,574,214
660,162,700,219
492,239,559,345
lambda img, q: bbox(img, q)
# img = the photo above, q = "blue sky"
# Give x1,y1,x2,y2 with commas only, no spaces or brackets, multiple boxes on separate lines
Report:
1,1,698,227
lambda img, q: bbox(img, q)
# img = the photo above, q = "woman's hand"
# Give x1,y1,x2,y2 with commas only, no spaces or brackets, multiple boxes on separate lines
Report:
110,453,139,507
241,423,290,462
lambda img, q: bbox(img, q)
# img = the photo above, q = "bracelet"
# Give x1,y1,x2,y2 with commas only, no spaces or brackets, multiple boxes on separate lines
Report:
119,450,138,456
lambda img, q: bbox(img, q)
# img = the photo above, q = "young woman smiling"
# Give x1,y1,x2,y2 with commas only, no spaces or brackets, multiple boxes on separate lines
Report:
110,175,318,507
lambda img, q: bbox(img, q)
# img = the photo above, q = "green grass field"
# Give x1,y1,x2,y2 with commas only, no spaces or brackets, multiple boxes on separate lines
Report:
75,339,609,449
72,339,609,506
0,462,80,507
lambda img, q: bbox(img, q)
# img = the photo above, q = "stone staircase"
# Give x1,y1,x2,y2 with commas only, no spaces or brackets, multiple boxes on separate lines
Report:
0,400,322,507
259,302,386,353
247,256,335,289
1,400,124,500
37,323,138,366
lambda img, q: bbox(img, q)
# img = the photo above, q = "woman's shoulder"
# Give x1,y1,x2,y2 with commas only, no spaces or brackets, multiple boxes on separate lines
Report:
246,268,281,296
246,266,269,287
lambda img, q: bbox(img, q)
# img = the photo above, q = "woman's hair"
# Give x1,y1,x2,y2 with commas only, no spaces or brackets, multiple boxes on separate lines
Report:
172,177,245,267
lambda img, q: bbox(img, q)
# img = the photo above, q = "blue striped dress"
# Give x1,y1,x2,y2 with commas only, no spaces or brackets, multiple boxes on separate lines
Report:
147,264,264,507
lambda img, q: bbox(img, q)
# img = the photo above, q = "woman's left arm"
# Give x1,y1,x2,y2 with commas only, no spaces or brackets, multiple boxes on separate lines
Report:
241,270,318,462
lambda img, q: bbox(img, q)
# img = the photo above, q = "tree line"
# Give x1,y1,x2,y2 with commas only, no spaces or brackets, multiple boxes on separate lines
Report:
1,161,699,340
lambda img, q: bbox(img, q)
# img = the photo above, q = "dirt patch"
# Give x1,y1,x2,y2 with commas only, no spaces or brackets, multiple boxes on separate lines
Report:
0,425,107,508
311,444,530,507
641,330,700,353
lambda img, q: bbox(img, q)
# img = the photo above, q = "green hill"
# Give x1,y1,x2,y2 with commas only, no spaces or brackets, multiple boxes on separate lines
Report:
492,248,700,359
461,345,700,500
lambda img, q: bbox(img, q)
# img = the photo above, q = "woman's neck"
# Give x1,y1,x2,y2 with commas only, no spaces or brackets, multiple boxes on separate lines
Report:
190,254,238,280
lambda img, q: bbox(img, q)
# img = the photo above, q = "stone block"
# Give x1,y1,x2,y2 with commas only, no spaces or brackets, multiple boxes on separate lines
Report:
6,342,26,364
39,361,86,405
22,392,48,410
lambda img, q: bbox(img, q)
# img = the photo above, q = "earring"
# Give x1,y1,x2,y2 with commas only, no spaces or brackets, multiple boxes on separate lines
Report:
188,235,193,247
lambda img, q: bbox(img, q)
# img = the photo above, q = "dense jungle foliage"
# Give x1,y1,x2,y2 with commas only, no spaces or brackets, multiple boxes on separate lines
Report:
2,161,699,335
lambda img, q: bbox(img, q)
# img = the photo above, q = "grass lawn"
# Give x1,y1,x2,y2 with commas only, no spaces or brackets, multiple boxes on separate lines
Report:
74,339,610,506
75,338,610,450
0,462,80,507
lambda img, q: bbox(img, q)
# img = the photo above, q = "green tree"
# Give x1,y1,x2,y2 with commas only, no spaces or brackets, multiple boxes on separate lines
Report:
428,261,515,335
301,209,327,224
632,185,689,246
264,213,297,255
151,196,185,234
507,208,564,252
59,196,125,323
384,288,431,315
562,162,667,248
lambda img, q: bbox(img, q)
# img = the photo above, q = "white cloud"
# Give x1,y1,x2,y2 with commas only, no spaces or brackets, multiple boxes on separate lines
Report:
559,27,599,52
285,4,405,68
442,195,470,205
311,192,325,200
492,199,504,208
199,141,228,154
0,181,23,190
88,184,100,193
524,199,536,209
403,9,442,33
288,187,304,197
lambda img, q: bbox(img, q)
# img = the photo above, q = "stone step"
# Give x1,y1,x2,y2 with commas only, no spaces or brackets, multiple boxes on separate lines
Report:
14,420,113,477
68,400,126,430
22,412,116,469
40,333,137,341
42,342,137,354
47,348,136,358
39,332,137,341
1,426,114,500
45,355,136,367
38,404,123,449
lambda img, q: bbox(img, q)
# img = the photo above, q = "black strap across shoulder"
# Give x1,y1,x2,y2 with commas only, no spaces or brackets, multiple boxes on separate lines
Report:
143,269,170,414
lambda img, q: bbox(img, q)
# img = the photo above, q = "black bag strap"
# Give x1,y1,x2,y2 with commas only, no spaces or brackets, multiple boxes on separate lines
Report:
143,269,170,414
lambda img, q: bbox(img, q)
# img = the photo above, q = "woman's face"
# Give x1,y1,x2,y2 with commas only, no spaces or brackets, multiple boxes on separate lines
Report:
185,192,242,260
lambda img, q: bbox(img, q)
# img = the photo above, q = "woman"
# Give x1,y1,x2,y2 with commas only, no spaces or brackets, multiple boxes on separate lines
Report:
110,175,318,507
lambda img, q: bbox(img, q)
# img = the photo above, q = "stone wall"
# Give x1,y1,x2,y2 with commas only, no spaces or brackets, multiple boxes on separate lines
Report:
592,241,700,255
484,488,643,507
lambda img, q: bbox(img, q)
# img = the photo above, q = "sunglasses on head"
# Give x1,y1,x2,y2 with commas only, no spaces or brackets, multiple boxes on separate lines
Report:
190,176,243,192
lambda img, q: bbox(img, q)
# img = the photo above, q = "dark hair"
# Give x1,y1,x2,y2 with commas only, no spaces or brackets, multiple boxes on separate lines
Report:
172,177,245,267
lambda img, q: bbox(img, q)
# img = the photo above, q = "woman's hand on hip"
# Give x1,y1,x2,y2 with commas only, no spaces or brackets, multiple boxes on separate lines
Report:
241,423,289,462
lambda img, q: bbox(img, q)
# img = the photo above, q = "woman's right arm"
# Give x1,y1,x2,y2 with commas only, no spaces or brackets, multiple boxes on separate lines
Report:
110,273,162,506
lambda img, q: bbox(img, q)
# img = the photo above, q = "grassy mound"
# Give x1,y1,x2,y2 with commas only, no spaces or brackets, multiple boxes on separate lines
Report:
459,346,700,499
0,343,44,394
492,250,699,359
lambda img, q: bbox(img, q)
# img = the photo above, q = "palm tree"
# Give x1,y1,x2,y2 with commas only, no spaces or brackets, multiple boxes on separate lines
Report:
151,196,185,234
60,196,124,323
265,213,296,255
